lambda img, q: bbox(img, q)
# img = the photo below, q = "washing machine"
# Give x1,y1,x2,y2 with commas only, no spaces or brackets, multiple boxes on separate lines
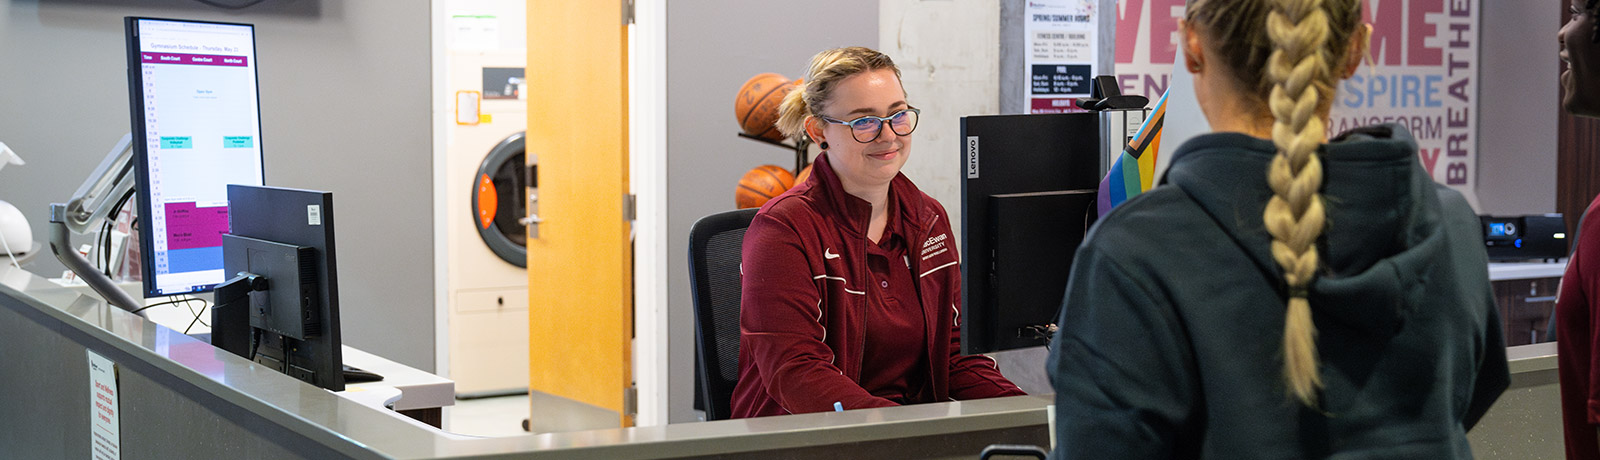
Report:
447,49,535,396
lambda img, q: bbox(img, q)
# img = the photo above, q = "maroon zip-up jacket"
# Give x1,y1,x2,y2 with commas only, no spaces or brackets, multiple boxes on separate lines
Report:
731,153,1025,418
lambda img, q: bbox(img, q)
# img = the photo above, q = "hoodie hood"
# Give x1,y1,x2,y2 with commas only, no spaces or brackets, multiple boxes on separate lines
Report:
1161,124,1446,335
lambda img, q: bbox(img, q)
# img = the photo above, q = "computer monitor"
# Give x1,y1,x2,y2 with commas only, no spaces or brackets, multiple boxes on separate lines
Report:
213,185,344,391
125,17,266,297
959,113,1102,354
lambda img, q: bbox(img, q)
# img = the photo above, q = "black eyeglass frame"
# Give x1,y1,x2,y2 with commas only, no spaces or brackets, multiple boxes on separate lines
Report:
816,107,921,143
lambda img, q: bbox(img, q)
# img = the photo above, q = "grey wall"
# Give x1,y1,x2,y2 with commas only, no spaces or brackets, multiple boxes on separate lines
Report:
0,0,437,371
665,0,878,423
1476,0,1560,215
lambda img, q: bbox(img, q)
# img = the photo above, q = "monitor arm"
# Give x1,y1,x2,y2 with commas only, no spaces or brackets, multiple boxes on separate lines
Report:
47,133,143,314
62,133,136,234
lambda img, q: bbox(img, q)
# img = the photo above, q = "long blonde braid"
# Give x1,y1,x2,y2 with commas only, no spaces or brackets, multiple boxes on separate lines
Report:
1263,0,1337,407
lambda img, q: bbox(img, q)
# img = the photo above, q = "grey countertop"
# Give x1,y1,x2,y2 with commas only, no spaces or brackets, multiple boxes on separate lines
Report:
0,263,1056,459
0,261,1559,459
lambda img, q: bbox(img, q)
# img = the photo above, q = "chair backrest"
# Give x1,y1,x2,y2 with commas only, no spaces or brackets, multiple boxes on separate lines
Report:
687,208,758,421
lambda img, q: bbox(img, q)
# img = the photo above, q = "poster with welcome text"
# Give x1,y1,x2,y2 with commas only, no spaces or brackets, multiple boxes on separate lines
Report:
1114,0,1481,198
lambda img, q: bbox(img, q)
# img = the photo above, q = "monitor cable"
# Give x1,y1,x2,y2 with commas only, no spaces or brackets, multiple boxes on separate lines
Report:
181,296,211,335
186,297,210,329
98,188,135,277
246,328,262,362
129,296,198,315
280,333,292,376
1019,324,1060,347
125,295,212,335
0,222,19,270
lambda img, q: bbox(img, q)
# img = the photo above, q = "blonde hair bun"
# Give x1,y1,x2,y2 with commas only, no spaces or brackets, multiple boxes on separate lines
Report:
775,47,902,143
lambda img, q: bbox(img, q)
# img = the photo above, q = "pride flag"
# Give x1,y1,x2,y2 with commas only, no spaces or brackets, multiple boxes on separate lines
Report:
1096,88,1168,217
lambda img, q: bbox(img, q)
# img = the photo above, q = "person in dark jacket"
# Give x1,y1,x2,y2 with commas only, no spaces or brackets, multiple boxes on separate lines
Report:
1556,0,1600,458
732,47,1024,418
1046,0,1509,458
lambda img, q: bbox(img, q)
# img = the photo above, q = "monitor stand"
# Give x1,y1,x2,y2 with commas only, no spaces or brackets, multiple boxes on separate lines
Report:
206,275,384,384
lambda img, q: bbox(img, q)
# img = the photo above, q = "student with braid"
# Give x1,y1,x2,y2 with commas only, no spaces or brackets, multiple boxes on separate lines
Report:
1046,0,1509,457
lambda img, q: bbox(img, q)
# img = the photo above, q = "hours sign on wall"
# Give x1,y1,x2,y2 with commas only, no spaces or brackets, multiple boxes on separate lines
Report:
1025,0,1101,113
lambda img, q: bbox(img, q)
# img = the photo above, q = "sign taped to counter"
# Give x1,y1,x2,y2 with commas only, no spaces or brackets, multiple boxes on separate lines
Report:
89,349,121,460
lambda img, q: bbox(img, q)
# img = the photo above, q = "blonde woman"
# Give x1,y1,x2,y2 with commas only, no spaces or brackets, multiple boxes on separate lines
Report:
1046,0,1508,457
733,47,1024,418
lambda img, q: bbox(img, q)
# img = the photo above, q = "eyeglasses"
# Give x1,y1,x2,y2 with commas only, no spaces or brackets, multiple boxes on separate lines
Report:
817,107,921,143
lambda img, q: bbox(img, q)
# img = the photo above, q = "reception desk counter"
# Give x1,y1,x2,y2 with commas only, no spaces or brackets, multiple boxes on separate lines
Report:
0,263,1560,459
0,265,1048,459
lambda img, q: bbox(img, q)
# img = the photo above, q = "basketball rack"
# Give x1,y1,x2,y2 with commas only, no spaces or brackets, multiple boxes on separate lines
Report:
736,132,811,176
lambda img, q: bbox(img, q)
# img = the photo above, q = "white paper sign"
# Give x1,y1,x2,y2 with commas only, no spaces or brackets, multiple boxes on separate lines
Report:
88,349,120,460
1024,0,1100,113
457,91,481,125
451,15,501,50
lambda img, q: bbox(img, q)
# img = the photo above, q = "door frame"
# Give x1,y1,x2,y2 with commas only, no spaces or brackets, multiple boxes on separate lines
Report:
629,0,670,427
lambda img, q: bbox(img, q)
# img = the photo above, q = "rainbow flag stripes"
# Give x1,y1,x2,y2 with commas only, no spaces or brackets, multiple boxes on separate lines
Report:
1097,89,1168,217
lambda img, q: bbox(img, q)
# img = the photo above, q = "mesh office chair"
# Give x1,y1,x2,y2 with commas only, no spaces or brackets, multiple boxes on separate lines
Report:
687,208,758,421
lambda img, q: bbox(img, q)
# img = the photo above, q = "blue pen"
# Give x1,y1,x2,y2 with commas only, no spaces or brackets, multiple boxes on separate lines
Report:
834,401,844,412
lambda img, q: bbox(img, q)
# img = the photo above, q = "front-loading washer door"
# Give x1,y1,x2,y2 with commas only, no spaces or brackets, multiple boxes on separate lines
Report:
472,131,534,268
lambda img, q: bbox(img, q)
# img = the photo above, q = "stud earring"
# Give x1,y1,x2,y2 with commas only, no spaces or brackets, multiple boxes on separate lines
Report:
819,141,830,150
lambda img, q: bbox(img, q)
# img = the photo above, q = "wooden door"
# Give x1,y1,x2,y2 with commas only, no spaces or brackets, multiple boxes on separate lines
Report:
525,0,633,429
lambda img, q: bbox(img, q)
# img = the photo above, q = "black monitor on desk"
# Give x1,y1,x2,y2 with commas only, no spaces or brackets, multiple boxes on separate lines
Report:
960,113,1102,354
213,185,345,391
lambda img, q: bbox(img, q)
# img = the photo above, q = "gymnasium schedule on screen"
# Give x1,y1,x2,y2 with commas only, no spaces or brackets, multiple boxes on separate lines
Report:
133,19,264,296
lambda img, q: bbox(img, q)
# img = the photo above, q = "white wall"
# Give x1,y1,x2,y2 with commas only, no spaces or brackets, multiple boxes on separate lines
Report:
880,0,1001,235
0,0,438,371
1475,0,1559,215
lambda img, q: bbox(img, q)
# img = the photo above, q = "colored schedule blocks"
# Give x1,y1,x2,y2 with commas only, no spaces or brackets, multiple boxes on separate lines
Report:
163,202,230,273
223,136,254,148
160,137,193,149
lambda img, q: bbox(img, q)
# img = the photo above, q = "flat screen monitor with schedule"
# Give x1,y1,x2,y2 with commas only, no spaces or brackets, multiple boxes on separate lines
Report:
126,17,266,297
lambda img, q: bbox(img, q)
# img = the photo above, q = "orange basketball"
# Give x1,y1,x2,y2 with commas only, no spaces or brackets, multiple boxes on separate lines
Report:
794,164,814,185
736,164,795,209
735,73,799,142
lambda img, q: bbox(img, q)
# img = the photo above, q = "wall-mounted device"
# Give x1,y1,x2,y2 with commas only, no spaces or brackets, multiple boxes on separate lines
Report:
1481,214,1567,261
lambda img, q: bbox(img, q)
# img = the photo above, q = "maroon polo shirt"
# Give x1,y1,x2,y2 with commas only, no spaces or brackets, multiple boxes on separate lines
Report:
860,192,932,404
1560,196,1600,460
731,152,1025,418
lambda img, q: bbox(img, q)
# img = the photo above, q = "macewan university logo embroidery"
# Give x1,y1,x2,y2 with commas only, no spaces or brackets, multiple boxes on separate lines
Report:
921,233,949,261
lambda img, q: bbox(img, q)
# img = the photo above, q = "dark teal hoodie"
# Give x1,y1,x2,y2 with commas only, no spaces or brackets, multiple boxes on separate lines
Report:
1047,124,1509,459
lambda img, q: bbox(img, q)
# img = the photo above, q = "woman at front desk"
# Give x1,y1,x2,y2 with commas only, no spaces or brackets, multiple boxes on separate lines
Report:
731,47,1025,418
